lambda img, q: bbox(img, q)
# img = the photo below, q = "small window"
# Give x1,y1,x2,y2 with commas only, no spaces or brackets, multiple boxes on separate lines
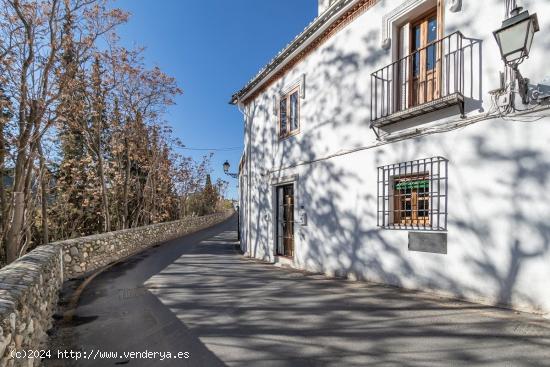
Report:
279,87,300,138
393,175,430,226
377,157,448,231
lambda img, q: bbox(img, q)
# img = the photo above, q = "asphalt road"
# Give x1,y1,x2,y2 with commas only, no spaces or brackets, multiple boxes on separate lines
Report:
45,215,550,367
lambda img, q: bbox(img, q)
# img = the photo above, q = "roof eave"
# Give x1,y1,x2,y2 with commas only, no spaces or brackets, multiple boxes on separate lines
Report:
229,0,360,105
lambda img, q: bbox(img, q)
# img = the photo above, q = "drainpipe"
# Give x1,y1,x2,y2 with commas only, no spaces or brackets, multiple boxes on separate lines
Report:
236,98,253,259
246,104,253,259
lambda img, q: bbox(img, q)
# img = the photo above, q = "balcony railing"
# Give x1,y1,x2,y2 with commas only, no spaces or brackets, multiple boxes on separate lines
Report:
370,31,482,127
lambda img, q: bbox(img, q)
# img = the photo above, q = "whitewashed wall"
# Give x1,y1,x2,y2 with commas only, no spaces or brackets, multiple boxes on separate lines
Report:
239,0,550,314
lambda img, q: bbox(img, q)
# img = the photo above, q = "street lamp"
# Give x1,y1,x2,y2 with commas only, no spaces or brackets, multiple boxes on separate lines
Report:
222,160,238,179
493,7,539,66
492,5,550,105
222,160,240,241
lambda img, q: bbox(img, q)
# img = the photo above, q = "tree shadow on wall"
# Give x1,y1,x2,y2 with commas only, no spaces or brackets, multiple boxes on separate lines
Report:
243,0,550,314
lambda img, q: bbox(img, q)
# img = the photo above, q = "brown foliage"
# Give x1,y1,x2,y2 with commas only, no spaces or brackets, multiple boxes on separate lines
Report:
0,0,220,265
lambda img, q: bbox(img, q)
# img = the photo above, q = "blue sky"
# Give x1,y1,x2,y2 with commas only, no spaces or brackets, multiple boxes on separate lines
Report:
113,0,317,199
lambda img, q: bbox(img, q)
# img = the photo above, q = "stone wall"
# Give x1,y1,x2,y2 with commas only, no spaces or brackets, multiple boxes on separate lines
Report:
58,210,234,279
0,211,233,366
0,246,62,367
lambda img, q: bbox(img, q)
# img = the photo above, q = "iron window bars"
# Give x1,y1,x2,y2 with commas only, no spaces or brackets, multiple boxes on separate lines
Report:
370,31,482,127
377,157,448,231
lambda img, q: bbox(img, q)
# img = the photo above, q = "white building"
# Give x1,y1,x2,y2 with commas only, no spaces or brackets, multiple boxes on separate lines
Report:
231,0,550,315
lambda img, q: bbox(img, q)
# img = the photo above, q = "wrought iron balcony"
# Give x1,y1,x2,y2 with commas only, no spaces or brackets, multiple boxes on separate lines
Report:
370,31,482,127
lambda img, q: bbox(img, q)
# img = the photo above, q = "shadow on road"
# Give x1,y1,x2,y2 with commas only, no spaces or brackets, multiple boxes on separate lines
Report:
46,215,550,367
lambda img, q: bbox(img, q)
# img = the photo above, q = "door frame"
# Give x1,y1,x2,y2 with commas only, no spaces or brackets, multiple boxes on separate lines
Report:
275,183,295,258
408,9,440,107
397,1,444,110
271,175,299,260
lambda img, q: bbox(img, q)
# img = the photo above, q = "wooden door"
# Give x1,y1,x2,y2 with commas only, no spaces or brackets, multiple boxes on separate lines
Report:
276,184,294,257
410,11,440,106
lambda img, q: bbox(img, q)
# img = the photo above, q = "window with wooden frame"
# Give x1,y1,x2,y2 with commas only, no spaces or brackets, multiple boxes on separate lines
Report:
409,10,440,107
397,2,445,110
377,157,448,231
393,175,430,226
279,87,300,139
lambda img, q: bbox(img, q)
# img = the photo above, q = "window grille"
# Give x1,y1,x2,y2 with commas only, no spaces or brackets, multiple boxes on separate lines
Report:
377,157,448,231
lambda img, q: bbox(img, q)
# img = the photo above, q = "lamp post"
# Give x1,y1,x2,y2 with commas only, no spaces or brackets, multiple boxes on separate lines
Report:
222,160,240,240
492,5,546,105
493,6,539,67
492,4,550,105
222,160,239,179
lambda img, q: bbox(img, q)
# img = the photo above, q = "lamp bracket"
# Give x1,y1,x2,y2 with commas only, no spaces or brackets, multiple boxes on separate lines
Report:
224,172,239,179
528,83,550,102
510,6,523,17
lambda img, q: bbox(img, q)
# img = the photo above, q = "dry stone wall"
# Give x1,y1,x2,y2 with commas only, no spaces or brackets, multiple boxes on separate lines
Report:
59,211,234,279
0,246,62,367
0,211,233,366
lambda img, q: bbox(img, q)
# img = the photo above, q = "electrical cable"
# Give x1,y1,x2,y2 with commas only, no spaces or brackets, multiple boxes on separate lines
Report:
176,146,242,152
266,103,550,175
